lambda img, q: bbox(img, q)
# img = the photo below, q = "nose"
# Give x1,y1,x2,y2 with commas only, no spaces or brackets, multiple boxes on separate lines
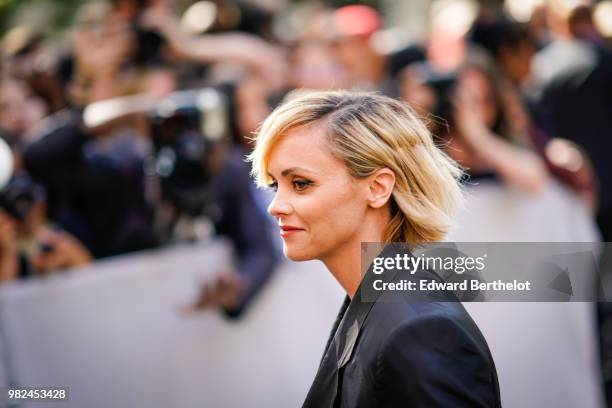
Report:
267,190,293,218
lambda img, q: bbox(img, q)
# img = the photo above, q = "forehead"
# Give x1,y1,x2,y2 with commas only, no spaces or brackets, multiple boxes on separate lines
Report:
267,124,345,176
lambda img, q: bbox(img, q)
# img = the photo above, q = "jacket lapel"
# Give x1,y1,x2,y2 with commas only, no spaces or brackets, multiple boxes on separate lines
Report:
302,245,404,408
301,295,347,408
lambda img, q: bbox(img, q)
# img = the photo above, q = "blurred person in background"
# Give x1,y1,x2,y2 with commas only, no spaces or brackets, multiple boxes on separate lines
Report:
450,54,548,193
141,86,279,317
22,110,158,258
0,75,87,282
567,3,605,44
69,1,176,104
137,1,288,92
0,77,47,148
469,16,597,210
134,1,282,316
285,4,418,94
0,170,92,284
5,0,279,316
231,36,350,147
531,0,612,240
134,0,289,146
530,2,612,402
328,5,385,90
399,52,548,194
0,78,92,283
427,0,479,72
530,6,612,391
289,39,349,92
0,0,607,405
325,3,424,96
21,3,163,258
1,26,68,114
170,137,279,317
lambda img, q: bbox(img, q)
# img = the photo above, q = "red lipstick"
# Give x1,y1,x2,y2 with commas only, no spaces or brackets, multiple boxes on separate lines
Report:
280,225,303,237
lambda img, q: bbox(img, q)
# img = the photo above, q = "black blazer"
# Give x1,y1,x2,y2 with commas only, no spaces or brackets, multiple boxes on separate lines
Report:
302,247,501,408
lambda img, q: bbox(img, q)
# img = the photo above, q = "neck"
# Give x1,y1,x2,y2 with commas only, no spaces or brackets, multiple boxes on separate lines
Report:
320,207,390,299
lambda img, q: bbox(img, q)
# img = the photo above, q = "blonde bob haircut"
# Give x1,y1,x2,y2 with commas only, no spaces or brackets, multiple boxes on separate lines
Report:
247,90,464,244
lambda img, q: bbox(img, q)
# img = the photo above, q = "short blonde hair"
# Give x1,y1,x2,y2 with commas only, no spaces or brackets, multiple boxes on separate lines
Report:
247,90,463,244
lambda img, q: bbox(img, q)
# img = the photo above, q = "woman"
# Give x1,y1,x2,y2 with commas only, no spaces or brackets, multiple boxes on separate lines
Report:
248,91,501,407
449,55,549,194
399,56,548,195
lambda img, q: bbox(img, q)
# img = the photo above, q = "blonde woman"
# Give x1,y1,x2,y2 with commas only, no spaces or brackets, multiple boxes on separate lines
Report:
248,91,500,407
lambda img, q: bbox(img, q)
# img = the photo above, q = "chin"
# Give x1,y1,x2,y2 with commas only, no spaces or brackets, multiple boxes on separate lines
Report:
283,246,316,262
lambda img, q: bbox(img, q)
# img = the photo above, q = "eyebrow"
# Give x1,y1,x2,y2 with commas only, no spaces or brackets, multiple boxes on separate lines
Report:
268,167,315,178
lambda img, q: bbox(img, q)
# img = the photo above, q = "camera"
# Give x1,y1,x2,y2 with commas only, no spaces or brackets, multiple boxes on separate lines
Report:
0,171,46,221
82,86,232,219
149,87,230,217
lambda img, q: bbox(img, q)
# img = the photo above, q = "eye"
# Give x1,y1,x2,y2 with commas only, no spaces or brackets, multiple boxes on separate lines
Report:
292,178,312,191
267,180,278,192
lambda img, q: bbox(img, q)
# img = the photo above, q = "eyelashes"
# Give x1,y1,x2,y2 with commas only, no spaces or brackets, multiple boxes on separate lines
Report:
292,179,312,191
267,179,312,192
267,181,278,191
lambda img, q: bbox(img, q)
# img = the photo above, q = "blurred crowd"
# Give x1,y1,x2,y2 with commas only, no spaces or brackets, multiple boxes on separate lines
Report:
1,0,612,404
0,0,611,329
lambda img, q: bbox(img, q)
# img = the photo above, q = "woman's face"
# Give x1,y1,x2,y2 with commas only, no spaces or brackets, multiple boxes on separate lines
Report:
267,125,369,262
456,67,497,128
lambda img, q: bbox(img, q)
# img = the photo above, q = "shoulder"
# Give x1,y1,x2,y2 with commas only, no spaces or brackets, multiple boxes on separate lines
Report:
355,298,495,373
367,302,500,406
371,300,488,359
381,307,482,360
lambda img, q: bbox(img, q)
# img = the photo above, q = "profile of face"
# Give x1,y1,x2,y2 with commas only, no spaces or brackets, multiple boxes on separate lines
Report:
266,124,373,262
252,91,463,250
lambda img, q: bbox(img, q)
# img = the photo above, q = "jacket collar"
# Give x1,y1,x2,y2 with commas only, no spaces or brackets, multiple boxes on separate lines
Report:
302,244,408,408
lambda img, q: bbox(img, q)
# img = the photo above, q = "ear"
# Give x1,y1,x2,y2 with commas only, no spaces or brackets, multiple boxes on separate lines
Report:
366,168,395,209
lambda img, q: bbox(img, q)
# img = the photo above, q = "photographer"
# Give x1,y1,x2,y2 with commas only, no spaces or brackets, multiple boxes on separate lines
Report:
22,108,158,259
144,88,279,317
175,143,279,317
19,3,168,259
0,75,92,283
21,78,278,315
0,152,92,283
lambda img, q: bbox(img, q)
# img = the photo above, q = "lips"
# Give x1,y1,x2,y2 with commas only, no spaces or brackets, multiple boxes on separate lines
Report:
280,225,301,231
279,225,303,237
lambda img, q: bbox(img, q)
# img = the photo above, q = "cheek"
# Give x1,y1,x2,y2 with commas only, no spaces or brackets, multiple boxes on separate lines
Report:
282,189,366,261
307,188,366,244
